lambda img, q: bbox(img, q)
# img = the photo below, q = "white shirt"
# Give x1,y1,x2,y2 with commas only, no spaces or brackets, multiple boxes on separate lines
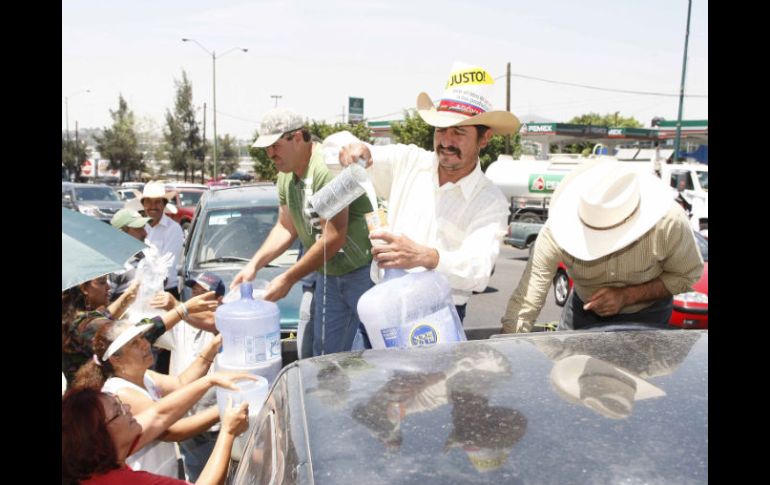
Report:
323,133,509,305
102,374,178,478
145,214,184,290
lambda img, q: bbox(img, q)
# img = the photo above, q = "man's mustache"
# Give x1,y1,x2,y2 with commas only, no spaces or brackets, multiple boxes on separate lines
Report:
438,145,461,156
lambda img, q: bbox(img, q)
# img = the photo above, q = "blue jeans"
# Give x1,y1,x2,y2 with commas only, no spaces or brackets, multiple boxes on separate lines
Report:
313,265,374,356
179,431,218,482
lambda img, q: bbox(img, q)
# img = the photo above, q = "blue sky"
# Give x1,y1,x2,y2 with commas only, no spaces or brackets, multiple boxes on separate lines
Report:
62,0,708,140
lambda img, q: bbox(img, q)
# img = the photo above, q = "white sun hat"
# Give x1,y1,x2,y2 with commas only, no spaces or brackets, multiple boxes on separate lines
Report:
547,160,674,261
102,323,153,361
415,61,521,136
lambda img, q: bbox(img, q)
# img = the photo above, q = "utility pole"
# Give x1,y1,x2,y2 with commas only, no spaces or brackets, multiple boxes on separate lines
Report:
342,105,346,124
270,95,282,108
674,0,692,162
202,102,207,183
505,62,511,155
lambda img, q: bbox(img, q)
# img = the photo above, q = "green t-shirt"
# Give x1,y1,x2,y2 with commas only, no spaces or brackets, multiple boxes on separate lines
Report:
277,145,373,276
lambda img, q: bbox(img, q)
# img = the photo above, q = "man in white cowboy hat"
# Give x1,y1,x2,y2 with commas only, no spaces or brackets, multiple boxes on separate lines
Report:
501,160,704,333
329,61,519,322
231,107,375,357
139,181,184,299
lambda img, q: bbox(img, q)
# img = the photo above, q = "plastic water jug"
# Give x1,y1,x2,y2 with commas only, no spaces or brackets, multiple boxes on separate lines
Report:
309,161,374,220
215,376,269,461
357,269,467,349
214,354,283,387
215,282,282,367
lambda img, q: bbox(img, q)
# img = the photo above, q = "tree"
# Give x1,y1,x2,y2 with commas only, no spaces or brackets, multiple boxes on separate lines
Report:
218,134,240,176
163,71,205,182
62,137,89,180
561,112,643,156
390,110,433,150
94,95,143,182
249,119,373,182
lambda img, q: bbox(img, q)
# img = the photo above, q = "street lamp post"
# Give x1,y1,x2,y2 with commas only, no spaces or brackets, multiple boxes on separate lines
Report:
270,94,282,108
182,38,247,181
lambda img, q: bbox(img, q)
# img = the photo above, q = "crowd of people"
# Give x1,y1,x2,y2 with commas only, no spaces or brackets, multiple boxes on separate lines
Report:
62,61,704,483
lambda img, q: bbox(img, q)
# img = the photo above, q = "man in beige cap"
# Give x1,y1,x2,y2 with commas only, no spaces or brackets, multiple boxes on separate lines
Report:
231,107,375,356
501,160,704,332
108,208,150,300
330,61,519,322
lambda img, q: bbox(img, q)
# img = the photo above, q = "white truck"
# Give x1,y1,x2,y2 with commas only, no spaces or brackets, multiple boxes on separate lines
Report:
486,148,708,233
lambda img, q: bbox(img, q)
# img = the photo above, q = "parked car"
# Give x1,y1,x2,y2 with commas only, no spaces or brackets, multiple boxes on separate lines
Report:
61,182,123,223
180,185,301,334
551,231,708,329
165,186,206,236
165,181,209,191
227,171,255,181
504,221,542,258
229,329,707,485
115,188,141,201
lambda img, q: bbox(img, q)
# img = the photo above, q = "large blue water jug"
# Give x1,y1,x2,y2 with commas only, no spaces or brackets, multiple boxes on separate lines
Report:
215,282,281,367
357,269,467,349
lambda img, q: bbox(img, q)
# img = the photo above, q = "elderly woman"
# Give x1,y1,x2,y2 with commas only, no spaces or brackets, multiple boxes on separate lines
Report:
62,284,218,383
72,319,241,477
62,385,249,485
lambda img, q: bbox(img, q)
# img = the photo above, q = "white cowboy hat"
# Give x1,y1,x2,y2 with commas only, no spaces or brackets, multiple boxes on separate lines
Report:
550,355,665,420
416,62,521,136
125,181,178,214
547,160,674,261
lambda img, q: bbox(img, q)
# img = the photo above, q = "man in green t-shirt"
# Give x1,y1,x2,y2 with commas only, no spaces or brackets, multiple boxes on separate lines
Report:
231,108,375,356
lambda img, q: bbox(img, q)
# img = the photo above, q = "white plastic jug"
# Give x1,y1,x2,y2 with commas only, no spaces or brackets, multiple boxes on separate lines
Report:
215,282,282,367
215,376,269,461
357,269,467,349
309,161,376,220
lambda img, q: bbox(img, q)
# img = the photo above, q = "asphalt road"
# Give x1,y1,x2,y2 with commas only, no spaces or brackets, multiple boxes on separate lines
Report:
463,244,564,338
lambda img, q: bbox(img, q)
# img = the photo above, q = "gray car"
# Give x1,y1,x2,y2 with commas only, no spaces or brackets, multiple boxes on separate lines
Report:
230,328,707,485
180,184,302,334
61,182,124,223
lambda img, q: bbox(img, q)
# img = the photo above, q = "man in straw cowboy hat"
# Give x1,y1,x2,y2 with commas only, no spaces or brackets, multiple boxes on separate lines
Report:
137,181,184,299
329,61,520,322
501,160,703,333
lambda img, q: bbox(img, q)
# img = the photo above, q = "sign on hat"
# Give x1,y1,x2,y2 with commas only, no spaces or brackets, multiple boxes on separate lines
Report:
252,108,305,148
416,61,521,136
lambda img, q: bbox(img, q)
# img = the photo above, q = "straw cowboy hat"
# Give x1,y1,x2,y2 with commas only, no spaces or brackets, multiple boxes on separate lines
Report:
124,181,178,214
550,355,665,420
547,160,674,261
416,61,521,136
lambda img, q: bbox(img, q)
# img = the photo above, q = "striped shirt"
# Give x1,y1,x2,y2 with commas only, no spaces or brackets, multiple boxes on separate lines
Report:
322,134,509,305
501,203,703,333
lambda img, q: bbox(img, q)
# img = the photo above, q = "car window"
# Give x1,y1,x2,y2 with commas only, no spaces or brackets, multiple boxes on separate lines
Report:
696,171,708,191
194,207,297,266
74,186,120,202
236,411,276,485
693,232,708,262
179,191,203,207
669,171,694,191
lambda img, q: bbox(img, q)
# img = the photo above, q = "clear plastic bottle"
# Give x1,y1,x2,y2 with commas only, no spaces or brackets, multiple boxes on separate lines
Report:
215,376,269,461
357,269,467,349
309,161,372,220
215,282,282,368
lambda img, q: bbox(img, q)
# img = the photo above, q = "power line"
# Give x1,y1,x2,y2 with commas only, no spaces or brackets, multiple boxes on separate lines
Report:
495,72,707,98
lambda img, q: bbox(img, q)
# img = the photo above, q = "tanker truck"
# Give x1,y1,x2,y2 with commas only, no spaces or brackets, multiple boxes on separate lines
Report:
486,149,708,233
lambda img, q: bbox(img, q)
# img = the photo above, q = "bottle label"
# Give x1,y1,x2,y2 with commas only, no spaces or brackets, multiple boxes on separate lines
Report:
402,306,457,347
267,331,281,359
381,326,401,348
244,335,266,364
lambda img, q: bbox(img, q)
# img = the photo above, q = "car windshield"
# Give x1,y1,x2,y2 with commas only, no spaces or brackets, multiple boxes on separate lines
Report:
178,191,203,207
194,207,297,267
74,186,120,201
697,171,708,191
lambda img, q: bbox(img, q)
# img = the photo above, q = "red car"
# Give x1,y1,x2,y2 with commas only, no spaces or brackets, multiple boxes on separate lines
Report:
552,231,708,328
165,187,206,235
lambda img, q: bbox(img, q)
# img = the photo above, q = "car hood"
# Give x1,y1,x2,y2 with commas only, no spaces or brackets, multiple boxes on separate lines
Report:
264,329,708,485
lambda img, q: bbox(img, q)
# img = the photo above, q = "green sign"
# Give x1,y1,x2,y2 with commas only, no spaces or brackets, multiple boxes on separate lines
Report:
528,173,565,193
349,97,364,123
